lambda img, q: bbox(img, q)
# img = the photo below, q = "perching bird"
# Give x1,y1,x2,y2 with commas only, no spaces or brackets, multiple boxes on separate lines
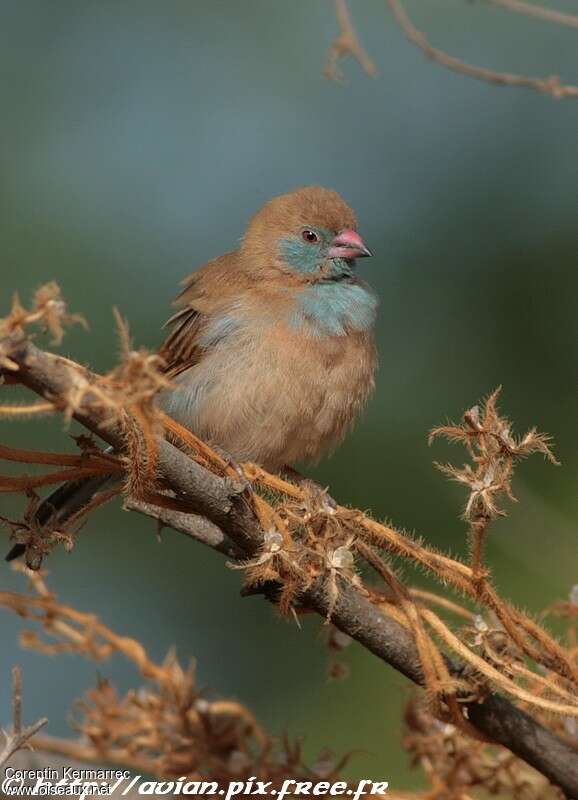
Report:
6,186,377,561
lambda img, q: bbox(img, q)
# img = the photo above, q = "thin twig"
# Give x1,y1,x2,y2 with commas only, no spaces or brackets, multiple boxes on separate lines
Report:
488,0,578,31
387,0,578,99
12,666,21,736
0,667,48,768
325,0,377,80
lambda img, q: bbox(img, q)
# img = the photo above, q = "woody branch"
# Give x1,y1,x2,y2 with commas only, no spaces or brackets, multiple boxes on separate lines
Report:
1,331,578,798
326,0,578,99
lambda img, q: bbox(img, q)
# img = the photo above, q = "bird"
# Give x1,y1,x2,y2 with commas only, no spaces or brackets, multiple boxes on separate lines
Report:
6,186,378,562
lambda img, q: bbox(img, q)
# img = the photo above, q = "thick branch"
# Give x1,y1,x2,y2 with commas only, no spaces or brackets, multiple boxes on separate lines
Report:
3,335,578,798
6,337,260,554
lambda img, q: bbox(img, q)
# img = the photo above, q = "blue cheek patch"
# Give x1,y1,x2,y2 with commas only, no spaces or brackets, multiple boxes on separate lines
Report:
279,235,325,274
290,281,378,336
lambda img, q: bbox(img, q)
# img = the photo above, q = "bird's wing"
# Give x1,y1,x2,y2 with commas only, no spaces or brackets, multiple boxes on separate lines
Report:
159,250,250,377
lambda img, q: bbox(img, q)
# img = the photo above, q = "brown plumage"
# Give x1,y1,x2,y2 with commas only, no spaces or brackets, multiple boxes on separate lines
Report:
159,186,378,470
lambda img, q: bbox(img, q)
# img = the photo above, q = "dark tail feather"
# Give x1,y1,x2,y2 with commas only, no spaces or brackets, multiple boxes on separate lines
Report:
5,474,117,562
5,543,26,561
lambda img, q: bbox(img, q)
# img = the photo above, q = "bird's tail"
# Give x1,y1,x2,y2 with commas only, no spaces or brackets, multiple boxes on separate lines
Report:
5,474,118,562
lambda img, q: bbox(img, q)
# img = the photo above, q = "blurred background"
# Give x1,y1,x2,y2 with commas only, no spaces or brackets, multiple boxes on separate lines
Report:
1,0,577,790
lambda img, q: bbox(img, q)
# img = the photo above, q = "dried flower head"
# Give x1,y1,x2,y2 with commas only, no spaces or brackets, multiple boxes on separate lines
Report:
430,388,558,575
403,694,564,799
0,283,87,346
0,569,351,785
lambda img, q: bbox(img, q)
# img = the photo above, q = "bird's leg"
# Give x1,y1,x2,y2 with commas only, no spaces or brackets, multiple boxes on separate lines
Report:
211,444,252,493
281,466,338,514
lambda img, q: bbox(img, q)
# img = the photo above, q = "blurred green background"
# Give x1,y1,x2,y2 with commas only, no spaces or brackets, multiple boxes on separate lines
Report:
1,0,577,791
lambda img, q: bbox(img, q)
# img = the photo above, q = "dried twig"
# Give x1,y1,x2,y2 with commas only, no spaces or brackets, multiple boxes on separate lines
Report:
430,387,558,578
0,571,349,784
487,0,578,32
386,0,578,99
0,666,48,768
325,0,377,80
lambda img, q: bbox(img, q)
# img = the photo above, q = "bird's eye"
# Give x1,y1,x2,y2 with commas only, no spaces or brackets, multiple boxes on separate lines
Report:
302,229,319,243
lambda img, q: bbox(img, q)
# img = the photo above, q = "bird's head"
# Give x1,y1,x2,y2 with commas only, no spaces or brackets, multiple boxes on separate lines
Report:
241,186,372,280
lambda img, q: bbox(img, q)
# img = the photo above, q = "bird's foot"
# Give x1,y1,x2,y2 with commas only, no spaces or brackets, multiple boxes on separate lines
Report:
281,466,338,516
211,445,252,494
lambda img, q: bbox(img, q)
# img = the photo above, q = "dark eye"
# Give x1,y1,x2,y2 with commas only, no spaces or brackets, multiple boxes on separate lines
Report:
302,229,319,243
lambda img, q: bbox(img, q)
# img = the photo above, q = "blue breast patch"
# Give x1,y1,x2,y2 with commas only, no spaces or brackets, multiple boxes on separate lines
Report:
290,280,378,336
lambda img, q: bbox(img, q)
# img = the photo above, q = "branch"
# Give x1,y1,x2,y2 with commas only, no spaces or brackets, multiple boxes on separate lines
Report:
4,337,260,553
386,0,578,99
0,666,48,768
125,497,244,559
2,334,578,797
325,0,377,80
487,0,578,32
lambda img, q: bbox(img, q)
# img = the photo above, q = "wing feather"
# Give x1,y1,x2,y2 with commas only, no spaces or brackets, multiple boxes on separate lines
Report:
159,251,244,376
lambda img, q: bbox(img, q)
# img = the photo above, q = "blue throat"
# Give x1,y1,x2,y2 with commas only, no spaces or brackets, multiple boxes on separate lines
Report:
290,277,378,336
278,235,377,336
275,233,377,336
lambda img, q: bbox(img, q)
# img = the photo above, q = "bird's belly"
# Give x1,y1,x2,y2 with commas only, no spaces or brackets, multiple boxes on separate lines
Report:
162,330,376,470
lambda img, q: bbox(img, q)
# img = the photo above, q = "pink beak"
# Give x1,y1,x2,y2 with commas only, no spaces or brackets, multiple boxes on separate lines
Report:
327,228,373,261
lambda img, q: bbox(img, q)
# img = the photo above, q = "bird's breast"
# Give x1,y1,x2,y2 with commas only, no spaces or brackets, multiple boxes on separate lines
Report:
288,278,378,337
162,287,377,469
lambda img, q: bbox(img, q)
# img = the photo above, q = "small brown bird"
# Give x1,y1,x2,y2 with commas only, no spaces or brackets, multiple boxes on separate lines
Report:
7,186,377,561
160,185,378,470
